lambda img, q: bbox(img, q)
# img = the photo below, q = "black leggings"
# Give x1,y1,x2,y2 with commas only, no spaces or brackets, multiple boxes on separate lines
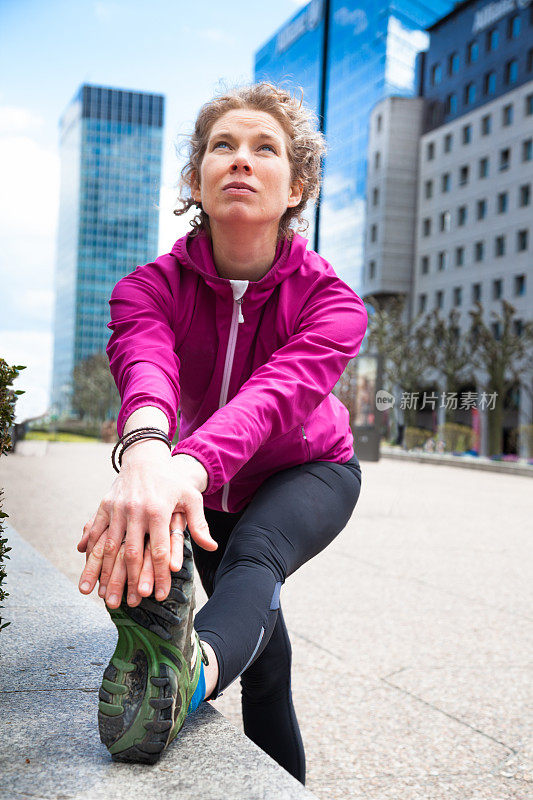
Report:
191,454,362,784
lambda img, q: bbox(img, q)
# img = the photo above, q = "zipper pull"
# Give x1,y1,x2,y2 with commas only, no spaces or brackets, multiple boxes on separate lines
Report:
301,425,307,439
237,297,244,324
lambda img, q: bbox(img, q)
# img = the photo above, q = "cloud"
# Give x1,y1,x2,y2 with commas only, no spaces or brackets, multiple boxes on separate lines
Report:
1,330,53,422
334,7,368,36
0,106,45,136
94,1,122,22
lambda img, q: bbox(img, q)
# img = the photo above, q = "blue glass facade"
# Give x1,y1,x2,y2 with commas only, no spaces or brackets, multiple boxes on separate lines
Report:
420,0,533,130
255,0,454,289
51,84,164,414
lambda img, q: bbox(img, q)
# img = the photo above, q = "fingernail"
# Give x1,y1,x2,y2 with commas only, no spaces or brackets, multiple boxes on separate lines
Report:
80,581,90,592
156,589,165,600
98,585,107,597
108,594,118,606
140,583,150,593
127,595,136,605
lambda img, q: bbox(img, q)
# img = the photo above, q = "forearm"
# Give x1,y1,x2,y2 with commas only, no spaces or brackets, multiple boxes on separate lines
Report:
121,406,208,493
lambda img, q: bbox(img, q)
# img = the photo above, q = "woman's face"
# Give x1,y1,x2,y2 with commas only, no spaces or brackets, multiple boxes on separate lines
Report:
193,108,303,233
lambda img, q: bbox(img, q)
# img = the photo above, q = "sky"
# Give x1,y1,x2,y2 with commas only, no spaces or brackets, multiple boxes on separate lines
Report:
0,0,308,421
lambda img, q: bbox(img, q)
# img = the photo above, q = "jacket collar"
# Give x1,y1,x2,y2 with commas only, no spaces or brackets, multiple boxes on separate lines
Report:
171,230,308,300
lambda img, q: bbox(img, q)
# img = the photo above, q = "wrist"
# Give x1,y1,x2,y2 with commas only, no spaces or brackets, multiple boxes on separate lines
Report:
173,453,209,493
120,437,172,465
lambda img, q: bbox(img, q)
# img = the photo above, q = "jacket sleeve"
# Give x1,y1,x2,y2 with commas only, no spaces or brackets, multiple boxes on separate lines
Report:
106,262,181,439
173,276,368,494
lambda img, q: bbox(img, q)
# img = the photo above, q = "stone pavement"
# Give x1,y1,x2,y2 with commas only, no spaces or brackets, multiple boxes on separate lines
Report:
1,441,532,799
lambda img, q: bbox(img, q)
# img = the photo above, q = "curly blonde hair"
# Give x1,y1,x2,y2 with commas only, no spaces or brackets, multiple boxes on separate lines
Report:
173,82,327,240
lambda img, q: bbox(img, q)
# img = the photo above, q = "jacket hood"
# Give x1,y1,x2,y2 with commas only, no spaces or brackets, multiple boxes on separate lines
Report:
171,230,309,302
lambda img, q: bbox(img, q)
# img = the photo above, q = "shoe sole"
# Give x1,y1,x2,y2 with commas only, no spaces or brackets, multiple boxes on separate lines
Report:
98,540,198,764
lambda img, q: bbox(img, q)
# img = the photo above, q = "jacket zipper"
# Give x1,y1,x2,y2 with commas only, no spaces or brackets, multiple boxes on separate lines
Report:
301,424,310,460
220,284,247,511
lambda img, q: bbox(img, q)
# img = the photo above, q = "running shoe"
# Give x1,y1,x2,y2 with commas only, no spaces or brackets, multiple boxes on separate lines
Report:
97,533,206,763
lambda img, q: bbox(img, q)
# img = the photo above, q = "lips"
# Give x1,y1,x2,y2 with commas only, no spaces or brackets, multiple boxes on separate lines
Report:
223,182,256,192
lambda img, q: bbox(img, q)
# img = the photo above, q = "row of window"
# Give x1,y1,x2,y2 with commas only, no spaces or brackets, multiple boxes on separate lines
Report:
422,184,531,214
442,61,533,115
428,12,529,88
426,142,533,193
418,276,527,319
419,231,529,274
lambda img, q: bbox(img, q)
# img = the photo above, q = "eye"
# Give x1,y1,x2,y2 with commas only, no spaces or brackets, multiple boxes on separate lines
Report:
213,140,230,150
260,144,276,153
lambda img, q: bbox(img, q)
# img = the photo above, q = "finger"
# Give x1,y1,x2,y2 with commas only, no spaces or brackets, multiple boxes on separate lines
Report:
105,542,127,609
99,507,127,592
148,508,172,601
123,514,146,607
183,491,217,552
77,513,96,553
86,503,111,556
78,533,106,594
170,511,186,571
137,538,155,597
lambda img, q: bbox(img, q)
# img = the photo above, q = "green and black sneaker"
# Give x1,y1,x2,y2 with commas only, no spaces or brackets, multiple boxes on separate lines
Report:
98,534,207,764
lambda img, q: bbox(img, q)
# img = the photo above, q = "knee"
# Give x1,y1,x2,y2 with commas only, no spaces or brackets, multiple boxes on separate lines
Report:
214,526,287,586
240,632,292,703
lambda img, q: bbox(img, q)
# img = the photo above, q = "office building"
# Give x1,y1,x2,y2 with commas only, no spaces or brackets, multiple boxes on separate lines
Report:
255,0,455,289
51,84,164,414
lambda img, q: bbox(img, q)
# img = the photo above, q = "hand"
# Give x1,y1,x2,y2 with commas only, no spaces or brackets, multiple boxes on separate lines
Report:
77,445,216,608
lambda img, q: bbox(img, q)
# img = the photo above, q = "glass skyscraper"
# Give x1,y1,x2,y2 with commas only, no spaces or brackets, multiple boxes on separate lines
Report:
51,84,164,414
255,0,454,289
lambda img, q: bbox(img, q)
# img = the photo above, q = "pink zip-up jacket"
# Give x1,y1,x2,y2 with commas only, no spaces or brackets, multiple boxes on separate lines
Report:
106,231,368,513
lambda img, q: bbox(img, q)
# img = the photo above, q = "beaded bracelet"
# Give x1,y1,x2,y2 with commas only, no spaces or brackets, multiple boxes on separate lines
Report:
111,426,171,473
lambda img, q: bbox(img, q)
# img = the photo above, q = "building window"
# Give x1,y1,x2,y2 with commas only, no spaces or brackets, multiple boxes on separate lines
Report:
369,260,376,279
374,151,381,169
453,286,462,306
459,165,469,185
477,199,487,219
493,279,503,299
526,94,533,115
421,255,429,274
441,172,450,192
455,246,464,266
467,40,478,63
440,211,451,232
425,180,433,199
458,205,467,226
492,321,501,339
430,63,442,85
528,48,533,72
446,93,458,115
495,235,506,257
444,133,453,153
507,14,520,39
472,283,482,302
486,28,499,51
448,51,459,75
372,187,379,206
418,294,427,314
496,192,508,214
474,240,484,261
464,82,476,105
502,104,513,126
517,229,529,251
483,71,497,95
514,319,523,337
422,218,431,236
462,124,472,144
481,114,491,135
435,290,444,309
522,139,532,162
479,156,489,178
519,184,531,207
438,250,447,270
499,148,511,170
504,59,518,85
514,274,526,295
427,141,435,161
370,224,377,243
376,114,382,132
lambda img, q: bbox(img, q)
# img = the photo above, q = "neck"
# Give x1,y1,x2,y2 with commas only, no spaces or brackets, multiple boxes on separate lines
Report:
209,220,279,282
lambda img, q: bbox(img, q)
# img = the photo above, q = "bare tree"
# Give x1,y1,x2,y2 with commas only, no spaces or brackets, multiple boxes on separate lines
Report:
467,301,533,455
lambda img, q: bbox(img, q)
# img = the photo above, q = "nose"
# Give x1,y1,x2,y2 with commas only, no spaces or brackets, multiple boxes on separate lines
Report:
230,150,252,174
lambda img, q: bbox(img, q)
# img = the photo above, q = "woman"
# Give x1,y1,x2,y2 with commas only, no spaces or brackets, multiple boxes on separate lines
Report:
77,82,368,782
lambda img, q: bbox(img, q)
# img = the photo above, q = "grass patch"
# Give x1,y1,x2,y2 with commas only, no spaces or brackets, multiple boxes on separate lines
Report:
25,431,99,443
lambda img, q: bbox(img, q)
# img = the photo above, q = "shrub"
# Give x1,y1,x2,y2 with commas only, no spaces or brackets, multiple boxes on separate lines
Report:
405,426,433,450
440,422,474,453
